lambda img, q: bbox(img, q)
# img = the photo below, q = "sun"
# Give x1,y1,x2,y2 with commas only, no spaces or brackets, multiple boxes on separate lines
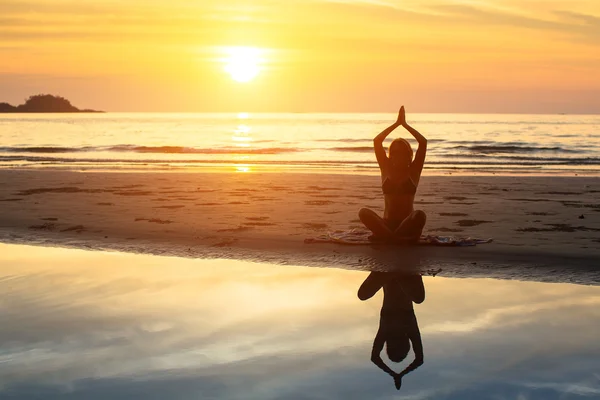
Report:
224,47,262,83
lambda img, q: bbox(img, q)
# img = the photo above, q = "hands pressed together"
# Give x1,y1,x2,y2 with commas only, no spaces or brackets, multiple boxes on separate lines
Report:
395,105,407,127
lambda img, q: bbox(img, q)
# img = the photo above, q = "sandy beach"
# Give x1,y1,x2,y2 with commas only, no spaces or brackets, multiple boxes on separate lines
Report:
0,170,598,283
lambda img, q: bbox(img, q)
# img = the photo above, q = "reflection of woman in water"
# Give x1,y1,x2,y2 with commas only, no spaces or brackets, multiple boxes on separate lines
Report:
358,271,425,390
359,106,427,243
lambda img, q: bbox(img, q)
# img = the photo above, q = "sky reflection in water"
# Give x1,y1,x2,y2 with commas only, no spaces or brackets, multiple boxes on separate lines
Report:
0,244,599,399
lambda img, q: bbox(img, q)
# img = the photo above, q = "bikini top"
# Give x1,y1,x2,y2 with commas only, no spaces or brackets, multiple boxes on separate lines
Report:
382,177,417,195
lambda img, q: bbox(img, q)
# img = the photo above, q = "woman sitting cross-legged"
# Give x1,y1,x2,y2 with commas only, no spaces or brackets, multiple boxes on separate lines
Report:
359,106,427,243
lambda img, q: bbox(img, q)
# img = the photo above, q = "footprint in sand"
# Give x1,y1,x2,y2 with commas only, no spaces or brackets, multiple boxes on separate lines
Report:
148,218,174,224
28,223,57,231
302,222,329,231
538,191,583,196
509,198,551,202
266,186,288,191
134,218,174,224
159,190,183,194
310,194,342,199
430,227,464,233
217,226,253,233
517,224,600,233
60,225,86,233
349,195,377,200
114,190,152,196
560,201,583,208
251,196,276,201
305,200,335,206
306,186,342,191
113,184,145,189
18,187,110,196
526,212,555,216
211,238,238,247
444,196,472,201
455,219,492,227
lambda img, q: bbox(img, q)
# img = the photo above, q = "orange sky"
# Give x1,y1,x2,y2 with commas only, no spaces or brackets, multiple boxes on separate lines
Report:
1,0,599,112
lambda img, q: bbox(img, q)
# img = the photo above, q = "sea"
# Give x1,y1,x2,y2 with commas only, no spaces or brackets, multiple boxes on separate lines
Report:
1,113,599,175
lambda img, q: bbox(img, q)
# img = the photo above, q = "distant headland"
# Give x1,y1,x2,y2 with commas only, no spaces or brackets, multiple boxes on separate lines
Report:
0,94,103,113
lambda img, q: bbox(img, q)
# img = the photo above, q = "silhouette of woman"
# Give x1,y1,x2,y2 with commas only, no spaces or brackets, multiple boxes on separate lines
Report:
358,271,425,390
359,106,427,243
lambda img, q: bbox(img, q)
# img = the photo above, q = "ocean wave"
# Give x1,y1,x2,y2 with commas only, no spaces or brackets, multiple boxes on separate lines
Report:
0,146,92,153
2,141,584,157
2,155,600,166
328,143,578,154
109,145,300,155
416,120,600,125
316,138,446,143
452,145,580,154
0,145,299,155
330,146,373,152
314,138,368,143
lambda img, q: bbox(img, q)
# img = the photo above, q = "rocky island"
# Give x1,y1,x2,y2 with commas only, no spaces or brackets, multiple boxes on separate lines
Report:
0,94,103,113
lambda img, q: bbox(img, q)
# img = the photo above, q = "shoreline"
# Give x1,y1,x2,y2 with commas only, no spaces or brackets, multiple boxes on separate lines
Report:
2,228,600,285
1,170,599,285
1,166,599,177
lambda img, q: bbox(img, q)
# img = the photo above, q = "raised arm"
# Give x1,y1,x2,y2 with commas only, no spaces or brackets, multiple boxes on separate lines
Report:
397,106,427,178
373,116,401,170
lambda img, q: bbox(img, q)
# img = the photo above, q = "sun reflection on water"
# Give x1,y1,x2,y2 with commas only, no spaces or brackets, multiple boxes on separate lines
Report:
233,124,252,148
235,164,251,172
232,115,254,172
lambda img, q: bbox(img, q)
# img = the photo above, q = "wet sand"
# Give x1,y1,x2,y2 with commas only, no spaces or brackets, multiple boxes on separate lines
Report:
0,170,599,283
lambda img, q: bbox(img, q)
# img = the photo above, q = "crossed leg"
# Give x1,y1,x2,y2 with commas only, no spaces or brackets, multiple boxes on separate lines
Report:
358,208,427,243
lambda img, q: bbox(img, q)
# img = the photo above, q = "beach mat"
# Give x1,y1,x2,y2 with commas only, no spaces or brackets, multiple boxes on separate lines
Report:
304,228,492,246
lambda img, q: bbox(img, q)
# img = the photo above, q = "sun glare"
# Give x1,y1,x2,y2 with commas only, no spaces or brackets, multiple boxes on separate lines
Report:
224,47,262,83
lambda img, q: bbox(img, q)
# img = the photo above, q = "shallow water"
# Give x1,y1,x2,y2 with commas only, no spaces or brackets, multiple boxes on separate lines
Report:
1,244,599,399
1,113,599,175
